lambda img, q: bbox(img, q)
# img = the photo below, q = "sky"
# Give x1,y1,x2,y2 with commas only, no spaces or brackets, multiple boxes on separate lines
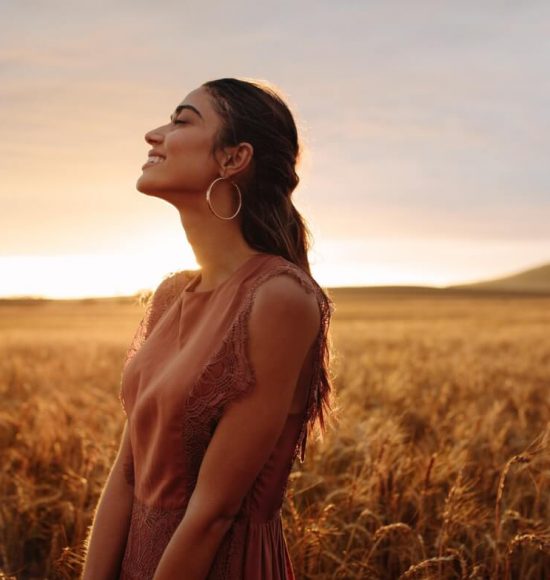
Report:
1,0,549,298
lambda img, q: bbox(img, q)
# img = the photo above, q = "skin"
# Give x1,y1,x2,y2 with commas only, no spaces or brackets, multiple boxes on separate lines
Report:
137,85,261,291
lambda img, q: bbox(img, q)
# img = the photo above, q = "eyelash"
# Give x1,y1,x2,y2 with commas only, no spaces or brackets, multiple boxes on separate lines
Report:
172,119,188,125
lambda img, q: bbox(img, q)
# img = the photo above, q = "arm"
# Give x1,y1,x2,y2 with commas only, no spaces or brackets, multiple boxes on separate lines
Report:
81,419,134,580
152,275,321,580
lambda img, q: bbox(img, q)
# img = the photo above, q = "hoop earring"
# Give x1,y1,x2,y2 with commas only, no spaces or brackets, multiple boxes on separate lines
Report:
205,176,242,220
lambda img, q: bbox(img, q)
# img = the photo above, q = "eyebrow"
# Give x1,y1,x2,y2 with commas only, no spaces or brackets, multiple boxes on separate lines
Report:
171,104,203,121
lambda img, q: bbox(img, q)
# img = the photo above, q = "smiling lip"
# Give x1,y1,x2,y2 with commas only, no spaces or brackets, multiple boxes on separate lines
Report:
142,157,165,170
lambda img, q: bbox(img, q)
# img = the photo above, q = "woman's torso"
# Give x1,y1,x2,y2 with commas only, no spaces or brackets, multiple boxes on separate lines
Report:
118,252,330,579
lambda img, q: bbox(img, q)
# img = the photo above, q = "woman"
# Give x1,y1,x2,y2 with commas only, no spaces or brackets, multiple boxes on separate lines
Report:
82,77,335,580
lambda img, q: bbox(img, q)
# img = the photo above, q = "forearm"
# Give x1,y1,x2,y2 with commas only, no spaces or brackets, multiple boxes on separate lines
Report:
81,468,134,580
152,512,234,580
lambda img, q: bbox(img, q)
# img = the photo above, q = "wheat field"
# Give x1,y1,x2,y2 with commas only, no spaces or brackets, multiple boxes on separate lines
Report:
0,288,549,579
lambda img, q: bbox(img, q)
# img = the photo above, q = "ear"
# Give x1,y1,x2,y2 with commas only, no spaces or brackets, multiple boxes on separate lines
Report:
220,142,254,178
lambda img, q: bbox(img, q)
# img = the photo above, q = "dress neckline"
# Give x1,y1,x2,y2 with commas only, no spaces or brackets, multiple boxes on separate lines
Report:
182,252,273,296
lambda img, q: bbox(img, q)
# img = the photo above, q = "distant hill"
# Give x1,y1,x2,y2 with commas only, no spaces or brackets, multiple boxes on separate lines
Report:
446,262,550,293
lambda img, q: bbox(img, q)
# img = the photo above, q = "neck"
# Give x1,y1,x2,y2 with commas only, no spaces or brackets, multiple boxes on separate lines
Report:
179,209,260,289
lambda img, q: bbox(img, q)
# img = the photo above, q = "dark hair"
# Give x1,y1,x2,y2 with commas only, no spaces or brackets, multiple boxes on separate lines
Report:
202,77,337,449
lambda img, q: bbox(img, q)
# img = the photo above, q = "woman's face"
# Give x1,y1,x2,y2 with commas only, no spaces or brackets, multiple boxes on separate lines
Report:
136,86,224,198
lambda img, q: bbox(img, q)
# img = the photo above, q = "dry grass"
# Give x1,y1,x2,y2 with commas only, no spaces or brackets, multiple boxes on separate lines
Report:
0,289,549,579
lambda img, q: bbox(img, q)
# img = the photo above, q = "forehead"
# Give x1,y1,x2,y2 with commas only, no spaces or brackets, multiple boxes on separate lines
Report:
174,87,216,123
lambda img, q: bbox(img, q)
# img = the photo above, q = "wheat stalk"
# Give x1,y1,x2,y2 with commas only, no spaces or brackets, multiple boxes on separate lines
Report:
399,554,459,579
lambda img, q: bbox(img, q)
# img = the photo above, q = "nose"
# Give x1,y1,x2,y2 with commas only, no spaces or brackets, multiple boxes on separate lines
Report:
145,126,165,146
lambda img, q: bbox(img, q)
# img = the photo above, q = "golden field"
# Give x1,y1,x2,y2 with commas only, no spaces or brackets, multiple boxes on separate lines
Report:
0,288,549,579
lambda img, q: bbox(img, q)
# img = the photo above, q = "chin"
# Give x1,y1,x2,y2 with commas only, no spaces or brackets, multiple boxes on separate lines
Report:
136,174,161,194
136,178,148,193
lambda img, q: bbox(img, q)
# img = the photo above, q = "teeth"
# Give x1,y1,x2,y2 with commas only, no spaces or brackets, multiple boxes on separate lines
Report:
147,155,165,164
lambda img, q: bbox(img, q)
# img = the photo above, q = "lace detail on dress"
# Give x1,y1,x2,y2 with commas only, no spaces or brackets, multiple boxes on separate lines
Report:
291,271,335,464
120,495,186,580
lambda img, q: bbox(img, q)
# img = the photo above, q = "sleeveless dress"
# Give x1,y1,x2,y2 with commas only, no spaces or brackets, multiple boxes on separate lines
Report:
117,252,334,580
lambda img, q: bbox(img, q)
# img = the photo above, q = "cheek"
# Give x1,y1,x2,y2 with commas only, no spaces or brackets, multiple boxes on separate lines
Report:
167,131,212,159
161,138,218,186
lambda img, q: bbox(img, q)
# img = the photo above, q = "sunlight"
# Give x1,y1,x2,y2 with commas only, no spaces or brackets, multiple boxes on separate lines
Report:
0,252,199,299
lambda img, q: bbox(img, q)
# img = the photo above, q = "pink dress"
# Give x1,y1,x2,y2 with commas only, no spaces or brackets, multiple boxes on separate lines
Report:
117,252,333,579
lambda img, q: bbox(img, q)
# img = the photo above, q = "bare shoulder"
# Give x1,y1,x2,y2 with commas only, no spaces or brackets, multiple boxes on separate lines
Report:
252,270,321,334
